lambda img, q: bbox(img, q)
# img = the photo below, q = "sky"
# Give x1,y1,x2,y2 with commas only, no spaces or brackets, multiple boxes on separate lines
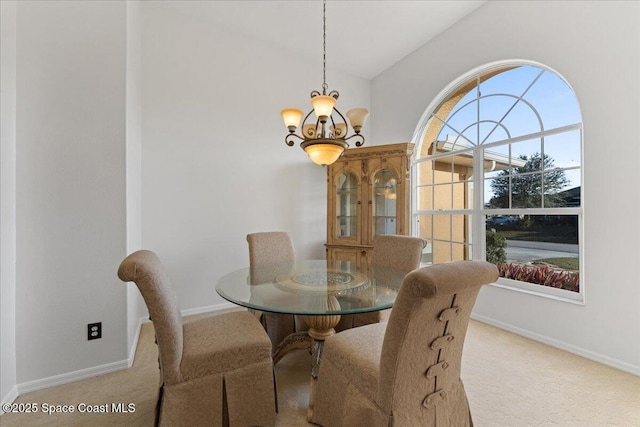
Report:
432,65,582,205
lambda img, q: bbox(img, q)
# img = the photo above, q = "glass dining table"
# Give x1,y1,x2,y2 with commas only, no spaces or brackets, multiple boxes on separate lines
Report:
216,259,406,421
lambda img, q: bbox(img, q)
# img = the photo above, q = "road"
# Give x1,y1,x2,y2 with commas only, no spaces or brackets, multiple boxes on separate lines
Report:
505,240,578,263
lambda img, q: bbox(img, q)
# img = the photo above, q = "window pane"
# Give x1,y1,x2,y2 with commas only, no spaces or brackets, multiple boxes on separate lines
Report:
485,176,510,208
433,215,451,241
523,70,581,129
451,214,468,243
451,243,469,262
510,139,542,170
417,162,433,185
421,239,433,264
479,66,542,98
417,214,433,239
434,184,453,210
436,124,474,147
479,94,515,126
543,129,581,171
433,240,451,264
552,169,581,208
500,100,544,139
417,185,434,210
452,182,468,209
479,118,511,145
512,173,542,208
442,102,479,145
486,215,579,292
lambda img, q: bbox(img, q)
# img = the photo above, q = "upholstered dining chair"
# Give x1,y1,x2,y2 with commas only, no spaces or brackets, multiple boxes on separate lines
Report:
335,234,427,331
311,260,499,427
247,231,307,352
117,250,276,427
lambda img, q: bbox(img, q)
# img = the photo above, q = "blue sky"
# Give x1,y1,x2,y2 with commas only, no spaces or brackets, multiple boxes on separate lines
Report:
434,65,582,203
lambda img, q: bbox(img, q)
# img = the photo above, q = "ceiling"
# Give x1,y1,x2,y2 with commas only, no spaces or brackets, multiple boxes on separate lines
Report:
159,1,487,80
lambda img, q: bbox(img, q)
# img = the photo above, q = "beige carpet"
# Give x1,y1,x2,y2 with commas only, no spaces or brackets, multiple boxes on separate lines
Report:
2,319,639,426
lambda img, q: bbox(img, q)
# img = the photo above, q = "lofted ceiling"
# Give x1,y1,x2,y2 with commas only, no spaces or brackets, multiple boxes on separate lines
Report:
158,0,487,80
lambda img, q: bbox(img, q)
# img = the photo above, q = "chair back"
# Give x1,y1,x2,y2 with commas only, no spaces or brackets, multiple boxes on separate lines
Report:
247,232,295,284
378,260,498,425
117,250,184,385
371,235,426,272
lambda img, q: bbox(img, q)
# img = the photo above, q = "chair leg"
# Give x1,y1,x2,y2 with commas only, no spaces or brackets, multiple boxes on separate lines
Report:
273,368,279,413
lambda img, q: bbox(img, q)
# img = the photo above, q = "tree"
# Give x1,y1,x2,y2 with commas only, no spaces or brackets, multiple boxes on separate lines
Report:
488,152,569,208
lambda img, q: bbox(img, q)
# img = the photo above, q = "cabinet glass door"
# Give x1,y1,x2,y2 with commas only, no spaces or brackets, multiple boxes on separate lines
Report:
373,169,398,237
336,172,359,239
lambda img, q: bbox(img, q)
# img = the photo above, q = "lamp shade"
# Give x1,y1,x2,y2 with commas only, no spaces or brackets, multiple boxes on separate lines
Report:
281,108,303,129
346,108,369,130
311,95,336,119
304,143,345,166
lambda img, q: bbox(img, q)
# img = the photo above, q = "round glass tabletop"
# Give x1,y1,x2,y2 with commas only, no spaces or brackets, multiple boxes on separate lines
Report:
216,260,406,315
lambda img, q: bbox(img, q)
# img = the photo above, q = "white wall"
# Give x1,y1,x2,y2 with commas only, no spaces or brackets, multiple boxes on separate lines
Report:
125,0,146,360
1,0,18,407
140,3,370,310
371,0,640,373
15,1,129,383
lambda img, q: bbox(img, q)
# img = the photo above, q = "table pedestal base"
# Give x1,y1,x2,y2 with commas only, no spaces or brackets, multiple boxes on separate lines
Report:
301,294,341,423
272,331,311,365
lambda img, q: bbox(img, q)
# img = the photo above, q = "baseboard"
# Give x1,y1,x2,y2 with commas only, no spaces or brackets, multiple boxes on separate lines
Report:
9,303,239,399
17,358,130,395
0,385,19,415
181,301,237,317
126,302,236,365
471,313,640,376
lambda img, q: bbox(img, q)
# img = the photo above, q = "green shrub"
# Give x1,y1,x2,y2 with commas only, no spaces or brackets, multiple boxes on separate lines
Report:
486,231,507,264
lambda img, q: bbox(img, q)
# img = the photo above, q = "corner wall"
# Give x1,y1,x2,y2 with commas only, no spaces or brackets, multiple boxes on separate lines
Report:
0,0,18,407
125,0,146,360
371,0,640,373
15,1,129,384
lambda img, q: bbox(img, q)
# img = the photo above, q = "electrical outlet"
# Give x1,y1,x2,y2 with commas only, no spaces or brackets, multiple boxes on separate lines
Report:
88,322,102,340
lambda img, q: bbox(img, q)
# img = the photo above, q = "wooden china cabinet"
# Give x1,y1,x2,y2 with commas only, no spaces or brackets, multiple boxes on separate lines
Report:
326,142,415,267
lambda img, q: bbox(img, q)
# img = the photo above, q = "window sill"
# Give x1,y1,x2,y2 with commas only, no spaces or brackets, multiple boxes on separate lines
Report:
489,277,585,305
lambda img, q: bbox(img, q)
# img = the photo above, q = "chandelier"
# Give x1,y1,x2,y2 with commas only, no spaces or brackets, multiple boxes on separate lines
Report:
281,0,369,166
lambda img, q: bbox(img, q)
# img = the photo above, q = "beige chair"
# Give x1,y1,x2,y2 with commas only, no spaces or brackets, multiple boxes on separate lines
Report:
117,250,276,427
247,231,307,352
336,235,427,331
311,260,498,427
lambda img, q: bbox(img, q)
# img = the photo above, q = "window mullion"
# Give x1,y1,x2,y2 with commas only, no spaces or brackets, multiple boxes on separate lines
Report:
473,147,484,260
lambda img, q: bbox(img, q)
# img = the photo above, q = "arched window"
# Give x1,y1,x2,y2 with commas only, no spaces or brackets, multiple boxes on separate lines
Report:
413,61,583,302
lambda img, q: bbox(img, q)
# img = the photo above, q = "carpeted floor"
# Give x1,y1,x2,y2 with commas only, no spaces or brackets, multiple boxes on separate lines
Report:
1,319,639,426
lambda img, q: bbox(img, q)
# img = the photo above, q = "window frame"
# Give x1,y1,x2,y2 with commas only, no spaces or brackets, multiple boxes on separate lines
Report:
411,60,585,304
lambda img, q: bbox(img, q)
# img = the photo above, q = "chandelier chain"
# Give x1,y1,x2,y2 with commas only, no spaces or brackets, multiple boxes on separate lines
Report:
322,0,327,94
281,0,367,164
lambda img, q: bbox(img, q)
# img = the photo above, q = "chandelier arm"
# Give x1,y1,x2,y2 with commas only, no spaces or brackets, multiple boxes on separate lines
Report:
285,133,305,146
327,90,340,100
300,109,316,127
345,133,365,147
328,114,336,136
332,107,349,133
